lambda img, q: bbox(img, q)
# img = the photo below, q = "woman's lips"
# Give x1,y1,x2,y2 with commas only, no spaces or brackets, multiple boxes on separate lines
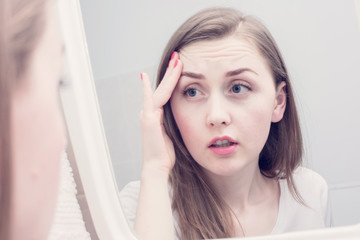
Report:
208,136,238,156
209,144,238,155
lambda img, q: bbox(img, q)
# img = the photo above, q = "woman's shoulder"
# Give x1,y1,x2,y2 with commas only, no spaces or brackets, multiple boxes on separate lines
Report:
119,181,141,196
289,166,330,220
119,180,141,208
273,167,332,233
118,181,141,228
292,167,328,193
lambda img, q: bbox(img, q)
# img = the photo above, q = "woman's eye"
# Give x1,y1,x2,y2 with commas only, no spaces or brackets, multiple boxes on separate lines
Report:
184,88,199,97
230,84,250,94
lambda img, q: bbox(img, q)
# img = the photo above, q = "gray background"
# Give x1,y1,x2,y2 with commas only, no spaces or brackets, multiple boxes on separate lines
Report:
79,0,360,227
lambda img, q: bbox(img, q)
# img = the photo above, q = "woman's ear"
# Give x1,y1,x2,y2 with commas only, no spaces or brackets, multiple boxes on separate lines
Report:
272,81,287,123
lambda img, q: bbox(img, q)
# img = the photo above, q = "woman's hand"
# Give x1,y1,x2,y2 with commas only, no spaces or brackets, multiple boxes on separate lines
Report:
134,52,182,240
140,52,182,176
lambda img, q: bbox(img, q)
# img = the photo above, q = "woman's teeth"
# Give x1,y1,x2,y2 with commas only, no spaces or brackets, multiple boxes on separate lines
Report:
211,140,234,147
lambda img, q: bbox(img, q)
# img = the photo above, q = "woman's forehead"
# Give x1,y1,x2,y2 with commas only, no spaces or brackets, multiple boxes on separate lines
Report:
179,35,262,63
178,35,269,74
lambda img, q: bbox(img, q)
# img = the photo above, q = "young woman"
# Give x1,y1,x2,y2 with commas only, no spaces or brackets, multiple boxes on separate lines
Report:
119,7,331,240
0,0,66,239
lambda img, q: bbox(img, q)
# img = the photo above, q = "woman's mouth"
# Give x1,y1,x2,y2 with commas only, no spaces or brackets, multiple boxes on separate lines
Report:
208,137,238,156
210,139,235,148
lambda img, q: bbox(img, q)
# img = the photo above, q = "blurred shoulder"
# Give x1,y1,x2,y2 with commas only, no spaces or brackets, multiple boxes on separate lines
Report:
274,167,332,232
292,167,329,203
292,167,328,190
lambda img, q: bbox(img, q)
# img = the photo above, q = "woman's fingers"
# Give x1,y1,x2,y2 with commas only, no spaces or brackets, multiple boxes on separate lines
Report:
141,72,153,115
153,52,183,108
139,55,178,174
161,52,178,82
141,51,182,114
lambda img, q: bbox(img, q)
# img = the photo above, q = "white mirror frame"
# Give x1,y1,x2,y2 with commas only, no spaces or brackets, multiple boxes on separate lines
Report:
56,0,136,239
56,0,360,239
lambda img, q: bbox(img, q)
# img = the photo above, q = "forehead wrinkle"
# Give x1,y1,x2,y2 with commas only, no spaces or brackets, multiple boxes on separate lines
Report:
180,46,253,61
179,36,259,62
179,46,254,76
178,36,270,81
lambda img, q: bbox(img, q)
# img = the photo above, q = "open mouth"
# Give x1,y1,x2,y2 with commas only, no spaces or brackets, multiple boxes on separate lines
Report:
210,140,236,148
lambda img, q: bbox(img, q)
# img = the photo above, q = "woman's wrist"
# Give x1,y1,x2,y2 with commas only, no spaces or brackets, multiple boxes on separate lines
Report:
140,162,171,182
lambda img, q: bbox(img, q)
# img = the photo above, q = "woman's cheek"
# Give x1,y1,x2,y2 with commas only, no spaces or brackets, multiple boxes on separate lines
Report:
172,102,201,143
245,106,274,151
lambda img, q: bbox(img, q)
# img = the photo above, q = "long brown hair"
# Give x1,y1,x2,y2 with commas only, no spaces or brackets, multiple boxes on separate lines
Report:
156,8,303,239
0,0,47,239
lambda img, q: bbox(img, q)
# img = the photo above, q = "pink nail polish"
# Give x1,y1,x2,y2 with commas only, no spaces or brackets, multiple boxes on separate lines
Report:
140,73,143,80
171,52,176,60
174,59,178,68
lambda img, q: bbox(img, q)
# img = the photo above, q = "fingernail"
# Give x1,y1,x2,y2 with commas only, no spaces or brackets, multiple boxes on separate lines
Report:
174,59,178,68
140,73,143,80
171,52,176,60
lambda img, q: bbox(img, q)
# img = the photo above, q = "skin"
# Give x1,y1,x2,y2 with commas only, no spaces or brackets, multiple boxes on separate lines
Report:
10,2,66,239
172,36,284,178
170,35,286,236
135,55,182,240
137,35,286,238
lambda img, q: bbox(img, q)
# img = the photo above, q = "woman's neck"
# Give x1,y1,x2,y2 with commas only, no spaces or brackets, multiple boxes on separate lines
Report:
204,161,280,237
205,161,274,212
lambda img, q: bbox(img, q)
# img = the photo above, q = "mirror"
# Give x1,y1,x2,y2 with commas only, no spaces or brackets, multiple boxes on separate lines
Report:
76,0,360,235
56,0,136,239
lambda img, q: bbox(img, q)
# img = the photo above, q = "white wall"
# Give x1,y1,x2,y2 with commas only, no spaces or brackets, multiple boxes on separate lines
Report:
79,0,360,227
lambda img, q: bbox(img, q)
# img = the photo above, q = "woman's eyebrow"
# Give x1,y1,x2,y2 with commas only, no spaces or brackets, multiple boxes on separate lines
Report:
225,68,258,77
181,68,258,79
181,71,205,80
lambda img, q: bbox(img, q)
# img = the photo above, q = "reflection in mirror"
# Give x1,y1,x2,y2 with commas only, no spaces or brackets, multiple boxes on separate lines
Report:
79,0,360,238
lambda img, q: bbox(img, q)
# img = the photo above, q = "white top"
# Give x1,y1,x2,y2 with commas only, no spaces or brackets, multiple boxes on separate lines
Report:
119,167,332,239
48,152,91,240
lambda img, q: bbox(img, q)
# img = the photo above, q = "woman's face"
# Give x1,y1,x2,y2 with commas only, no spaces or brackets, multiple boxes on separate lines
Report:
170,35,286,178
10,3,66,239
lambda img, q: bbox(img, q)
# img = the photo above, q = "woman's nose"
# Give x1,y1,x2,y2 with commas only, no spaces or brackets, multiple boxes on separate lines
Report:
206,94,231,127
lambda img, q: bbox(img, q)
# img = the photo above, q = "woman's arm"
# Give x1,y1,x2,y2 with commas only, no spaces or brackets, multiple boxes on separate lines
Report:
134,53,182,240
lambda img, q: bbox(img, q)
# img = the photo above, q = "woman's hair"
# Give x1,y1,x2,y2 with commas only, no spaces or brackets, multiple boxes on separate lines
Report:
0,0,47,238
156,8,303,239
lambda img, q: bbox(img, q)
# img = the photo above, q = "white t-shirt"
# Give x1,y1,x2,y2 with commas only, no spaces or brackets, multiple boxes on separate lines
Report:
119,167,332,238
